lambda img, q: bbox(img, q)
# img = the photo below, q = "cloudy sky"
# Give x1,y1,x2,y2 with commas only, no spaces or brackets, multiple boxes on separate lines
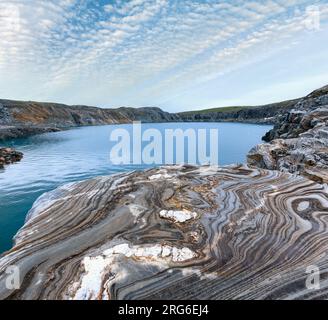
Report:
0,0,327,112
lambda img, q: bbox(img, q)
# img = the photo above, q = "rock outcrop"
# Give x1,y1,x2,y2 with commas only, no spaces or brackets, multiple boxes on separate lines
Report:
178,99,300,124
0,125,61,141
0,100,181,140
248,85,328,183
2,85,328,300
0,104,13,125
0,147,23,168
1,165,328,300
0,100,180,130
263,85,328,141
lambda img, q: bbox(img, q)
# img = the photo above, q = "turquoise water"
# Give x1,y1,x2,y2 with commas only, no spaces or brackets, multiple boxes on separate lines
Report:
0,122,272,254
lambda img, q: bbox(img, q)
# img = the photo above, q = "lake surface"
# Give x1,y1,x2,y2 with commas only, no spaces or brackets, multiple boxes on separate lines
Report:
0,122,272,254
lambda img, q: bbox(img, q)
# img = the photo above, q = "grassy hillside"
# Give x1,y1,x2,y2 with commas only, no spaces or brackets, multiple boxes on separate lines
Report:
179,98,300,115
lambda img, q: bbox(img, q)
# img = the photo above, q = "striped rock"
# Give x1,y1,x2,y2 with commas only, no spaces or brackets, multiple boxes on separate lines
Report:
1,164,328,300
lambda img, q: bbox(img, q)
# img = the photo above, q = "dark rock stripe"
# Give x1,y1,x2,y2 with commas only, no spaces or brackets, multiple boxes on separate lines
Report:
1,165,328,300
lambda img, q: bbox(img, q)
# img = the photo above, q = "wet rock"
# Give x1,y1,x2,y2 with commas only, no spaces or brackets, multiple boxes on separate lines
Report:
0,147,23,168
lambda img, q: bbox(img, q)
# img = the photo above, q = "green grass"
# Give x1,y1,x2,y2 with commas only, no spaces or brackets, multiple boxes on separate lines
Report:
180,106,245,115
179,98,301,115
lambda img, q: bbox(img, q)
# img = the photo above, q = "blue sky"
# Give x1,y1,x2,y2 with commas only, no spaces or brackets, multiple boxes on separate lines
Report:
0,0,327,112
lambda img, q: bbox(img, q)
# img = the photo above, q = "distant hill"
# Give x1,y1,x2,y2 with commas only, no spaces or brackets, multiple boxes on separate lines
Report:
1,86,324,140
177,98,301,123
0,99,179,127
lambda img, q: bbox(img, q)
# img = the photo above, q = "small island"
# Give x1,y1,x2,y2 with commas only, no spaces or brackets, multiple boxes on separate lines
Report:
0,147,23,169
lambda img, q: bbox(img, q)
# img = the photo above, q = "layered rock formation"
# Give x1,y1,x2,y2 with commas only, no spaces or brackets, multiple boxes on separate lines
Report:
0,147,23,168
1,165,328,300
248,85,328,183
1,85,328,300
0,100,180,140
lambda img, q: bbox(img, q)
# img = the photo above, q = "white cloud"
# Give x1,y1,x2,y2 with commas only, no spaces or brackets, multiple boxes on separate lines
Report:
0,0,327,109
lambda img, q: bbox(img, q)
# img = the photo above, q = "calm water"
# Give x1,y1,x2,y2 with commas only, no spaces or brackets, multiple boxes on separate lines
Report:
0,122,272,254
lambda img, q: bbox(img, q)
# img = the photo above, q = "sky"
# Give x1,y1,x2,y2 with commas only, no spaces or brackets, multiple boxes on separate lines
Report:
0,0,327,112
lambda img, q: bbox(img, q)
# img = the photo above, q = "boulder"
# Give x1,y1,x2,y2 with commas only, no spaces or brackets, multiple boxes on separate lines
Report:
0,147,23,168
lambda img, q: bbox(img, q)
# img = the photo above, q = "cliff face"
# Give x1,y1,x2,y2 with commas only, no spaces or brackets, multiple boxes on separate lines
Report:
0,100,181,140
248,85,328,183
0,95,303,141
0,100,180,127
178,99,300,124
1,165,328,300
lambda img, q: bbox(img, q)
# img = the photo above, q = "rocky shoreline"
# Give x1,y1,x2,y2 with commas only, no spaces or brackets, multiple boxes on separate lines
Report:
1,85,328,300
248,85,328,184
0,101,180,140
0,147,23,168
0,96,300,141
0,125,61,141
1,164,328,300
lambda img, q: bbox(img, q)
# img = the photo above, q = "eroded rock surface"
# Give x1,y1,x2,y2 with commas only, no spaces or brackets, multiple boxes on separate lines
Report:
263,85,328,141
248,85,328,183
1,165,328,300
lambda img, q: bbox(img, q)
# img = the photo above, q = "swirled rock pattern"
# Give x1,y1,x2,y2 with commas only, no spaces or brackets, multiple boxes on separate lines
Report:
1,165,328,300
